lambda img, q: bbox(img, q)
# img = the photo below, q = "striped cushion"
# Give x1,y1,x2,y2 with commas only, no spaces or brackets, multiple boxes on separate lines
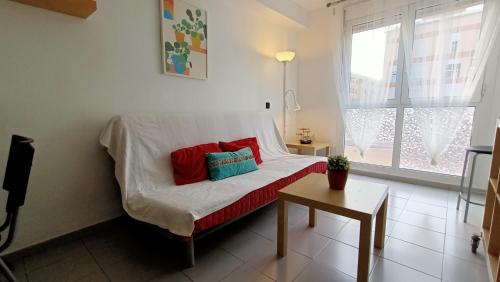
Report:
206,147,258,181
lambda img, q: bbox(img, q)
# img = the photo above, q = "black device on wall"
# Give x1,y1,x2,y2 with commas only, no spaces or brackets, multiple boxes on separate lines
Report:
0,135,35,282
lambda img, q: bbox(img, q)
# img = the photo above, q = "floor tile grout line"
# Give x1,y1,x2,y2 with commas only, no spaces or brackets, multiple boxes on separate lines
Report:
441,203,449,281
386,234,445,254
381,255,443,280
80,238,111,282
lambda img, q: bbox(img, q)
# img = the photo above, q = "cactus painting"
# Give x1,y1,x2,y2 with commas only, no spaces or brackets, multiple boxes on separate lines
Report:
161,0,207,79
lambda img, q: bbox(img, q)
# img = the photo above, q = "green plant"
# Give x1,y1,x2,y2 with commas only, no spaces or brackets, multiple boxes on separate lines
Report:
327,155,350,171
186,8,206,40
172,22,187,34
165,41,192,68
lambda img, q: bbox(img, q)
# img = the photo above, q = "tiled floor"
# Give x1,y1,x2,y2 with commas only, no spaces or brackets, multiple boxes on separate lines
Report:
5,174,489,282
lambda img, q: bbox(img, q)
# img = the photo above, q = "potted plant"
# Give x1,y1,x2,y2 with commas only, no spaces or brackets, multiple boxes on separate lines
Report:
327,155,350,190
172,23,187,43
185,9,206,49
165,41,192,75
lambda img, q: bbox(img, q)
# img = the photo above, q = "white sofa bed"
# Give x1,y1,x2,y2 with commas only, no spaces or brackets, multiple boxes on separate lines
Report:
100,112,327,266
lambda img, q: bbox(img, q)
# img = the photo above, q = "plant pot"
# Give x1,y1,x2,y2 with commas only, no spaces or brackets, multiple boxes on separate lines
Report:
191,33,202,49
327,170,348,190
175,31,185,43
171,54,187,74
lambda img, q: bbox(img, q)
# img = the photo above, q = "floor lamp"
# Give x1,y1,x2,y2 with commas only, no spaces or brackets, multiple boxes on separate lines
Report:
276,51,301,142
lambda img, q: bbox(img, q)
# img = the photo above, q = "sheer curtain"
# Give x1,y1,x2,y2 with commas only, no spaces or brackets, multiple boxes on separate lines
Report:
332,0,500,165
401,0,500,165
332,9,400,158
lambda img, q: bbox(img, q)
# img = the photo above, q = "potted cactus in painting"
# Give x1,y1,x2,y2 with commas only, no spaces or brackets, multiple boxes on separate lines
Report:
165,41,192,75
327,155,350,190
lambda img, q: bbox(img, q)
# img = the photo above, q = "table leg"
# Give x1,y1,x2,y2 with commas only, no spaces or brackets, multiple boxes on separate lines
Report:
375,197,387,249
357,218,372,282
309,207,316,227
277,198,288,257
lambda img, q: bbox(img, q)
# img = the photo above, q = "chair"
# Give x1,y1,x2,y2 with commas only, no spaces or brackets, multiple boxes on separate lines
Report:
0,135,35,282
456,146,492,223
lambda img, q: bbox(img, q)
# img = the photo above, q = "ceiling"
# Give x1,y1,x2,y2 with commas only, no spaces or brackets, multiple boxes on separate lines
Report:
289,0,326,11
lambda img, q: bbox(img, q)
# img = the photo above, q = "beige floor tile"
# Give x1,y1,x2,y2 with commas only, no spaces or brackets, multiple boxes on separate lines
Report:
26,255,104,282
405,201,447,218
444,235,486,266
391,222,445,252
398,210,446,233
388,196,408,209
24,240,90,272
445,213,482,240
220,229,273,262
304,213,347,239
370,258,440,282
382,238,442,278
295,262,355,282
221,263,274,282
287,224,331,258
317,210,351,222
183,249,242,282
314,240,378,278
442,255,489,282
387,206,403,220
410,192,449,208
257,249,311,282
247,213,278,241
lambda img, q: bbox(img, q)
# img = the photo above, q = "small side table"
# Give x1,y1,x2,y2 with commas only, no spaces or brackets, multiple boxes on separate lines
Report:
286,141,331,157
278,174,389,282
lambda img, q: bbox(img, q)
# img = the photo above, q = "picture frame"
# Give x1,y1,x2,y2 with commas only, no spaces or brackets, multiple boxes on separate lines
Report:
160,0,207,79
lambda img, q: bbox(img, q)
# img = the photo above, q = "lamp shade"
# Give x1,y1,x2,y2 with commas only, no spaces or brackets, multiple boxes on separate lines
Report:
275,51,296,62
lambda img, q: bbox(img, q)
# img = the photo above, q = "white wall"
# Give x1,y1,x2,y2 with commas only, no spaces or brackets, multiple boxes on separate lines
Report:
296,8,344,152
0,0,298,252
296,7,500,188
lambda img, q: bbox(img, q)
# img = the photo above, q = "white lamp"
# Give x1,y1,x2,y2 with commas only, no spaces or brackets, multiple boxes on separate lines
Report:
276,51,300,142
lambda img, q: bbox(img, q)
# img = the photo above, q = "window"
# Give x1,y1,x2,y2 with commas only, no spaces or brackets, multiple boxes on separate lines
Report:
344,1,483,177
445,63,461,82
345,108,396,166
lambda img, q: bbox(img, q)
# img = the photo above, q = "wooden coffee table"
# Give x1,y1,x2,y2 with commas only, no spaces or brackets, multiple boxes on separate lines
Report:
277,173,388,282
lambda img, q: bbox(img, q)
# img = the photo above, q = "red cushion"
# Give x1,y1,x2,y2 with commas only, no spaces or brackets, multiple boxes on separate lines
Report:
171,143,222,185
219,137,262,165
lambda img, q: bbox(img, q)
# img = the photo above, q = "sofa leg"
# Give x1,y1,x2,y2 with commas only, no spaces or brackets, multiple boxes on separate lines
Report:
182,238,195,268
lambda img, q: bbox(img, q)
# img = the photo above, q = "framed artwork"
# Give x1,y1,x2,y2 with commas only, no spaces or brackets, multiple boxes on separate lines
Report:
160,0,207,79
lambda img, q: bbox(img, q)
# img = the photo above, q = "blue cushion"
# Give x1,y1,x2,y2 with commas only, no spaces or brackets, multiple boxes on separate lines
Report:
206,147,258,181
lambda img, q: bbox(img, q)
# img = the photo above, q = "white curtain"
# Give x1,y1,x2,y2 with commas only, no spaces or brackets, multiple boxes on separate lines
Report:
332,0,500,164
401,0,500,165
332,8,400,158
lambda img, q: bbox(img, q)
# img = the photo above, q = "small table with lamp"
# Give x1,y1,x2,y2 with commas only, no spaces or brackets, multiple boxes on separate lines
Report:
286,141,331,157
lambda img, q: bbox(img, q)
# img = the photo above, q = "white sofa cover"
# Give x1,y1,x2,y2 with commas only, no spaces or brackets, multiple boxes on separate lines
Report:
100,112,326,236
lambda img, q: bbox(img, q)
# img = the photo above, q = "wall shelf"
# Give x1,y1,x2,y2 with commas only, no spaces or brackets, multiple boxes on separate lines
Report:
10,0,96,19
483,119,500,282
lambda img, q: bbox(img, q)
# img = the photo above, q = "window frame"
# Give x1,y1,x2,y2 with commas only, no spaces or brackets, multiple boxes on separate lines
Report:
343,0,485,179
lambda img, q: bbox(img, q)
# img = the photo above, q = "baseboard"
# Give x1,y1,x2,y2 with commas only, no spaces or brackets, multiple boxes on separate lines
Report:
3,215,125,261
351,169,487,195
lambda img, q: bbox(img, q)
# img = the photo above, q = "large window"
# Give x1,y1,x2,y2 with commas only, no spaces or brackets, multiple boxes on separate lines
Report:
344,0,483,176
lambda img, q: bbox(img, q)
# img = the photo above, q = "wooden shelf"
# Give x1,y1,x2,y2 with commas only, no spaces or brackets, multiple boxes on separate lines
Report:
483,119,500,282
10,0,96,19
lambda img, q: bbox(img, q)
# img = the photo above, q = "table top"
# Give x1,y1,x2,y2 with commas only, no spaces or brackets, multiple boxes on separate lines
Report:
286,141,330,149
278,173,388,220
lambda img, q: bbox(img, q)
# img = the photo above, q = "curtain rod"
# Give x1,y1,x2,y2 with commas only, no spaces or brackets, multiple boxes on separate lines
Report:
326,0,349,8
